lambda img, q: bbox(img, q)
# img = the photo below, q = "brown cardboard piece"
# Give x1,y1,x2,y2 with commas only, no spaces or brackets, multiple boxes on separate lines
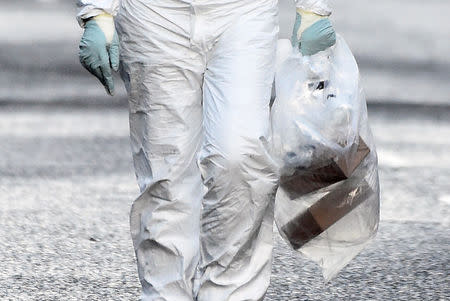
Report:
281,179,373,250
280,137,370,198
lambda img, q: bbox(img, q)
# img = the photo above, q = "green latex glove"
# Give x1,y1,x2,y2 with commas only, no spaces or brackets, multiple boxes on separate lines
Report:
291,9,336,56
79,14,119,96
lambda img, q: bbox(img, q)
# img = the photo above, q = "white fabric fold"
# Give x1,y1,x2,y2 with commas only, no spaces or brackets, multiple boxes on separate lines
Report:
294,0,332,16
76,0,120,27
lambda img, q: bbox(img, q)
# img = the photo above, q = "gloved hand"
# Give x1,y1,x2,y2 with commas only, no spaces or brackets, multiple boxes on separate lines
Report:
291,9,336,56
79,13,119,96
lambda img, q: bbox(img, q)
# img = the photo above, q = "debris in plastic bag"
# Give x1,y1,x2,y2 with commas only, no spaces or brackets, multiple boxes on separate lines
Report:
270,37,380,281
281,177,373,249
280,136,370,198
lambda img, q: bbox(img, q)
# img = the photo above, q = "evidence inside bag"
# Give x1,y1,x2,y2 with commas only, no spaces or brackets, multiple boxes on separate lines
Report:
270,36,380,281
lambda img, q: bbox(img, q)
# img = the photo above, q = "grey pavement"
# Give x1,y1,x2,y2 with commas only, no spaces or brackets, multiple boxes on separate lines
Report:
0,104,448,300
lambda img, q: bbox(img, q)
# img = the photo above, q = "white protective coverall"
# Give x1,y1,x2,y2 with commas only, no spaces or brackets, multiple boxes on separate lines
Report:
77,1,331,300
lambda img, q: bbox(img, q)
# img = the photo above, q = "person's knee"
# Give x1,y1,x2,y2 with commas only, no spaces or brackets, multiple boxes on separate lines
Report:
199,135,278,187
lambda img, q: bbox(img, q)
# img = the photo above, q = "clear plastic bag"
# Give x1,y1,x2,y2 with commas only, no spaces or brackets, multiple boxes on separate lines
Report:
270,36,380,281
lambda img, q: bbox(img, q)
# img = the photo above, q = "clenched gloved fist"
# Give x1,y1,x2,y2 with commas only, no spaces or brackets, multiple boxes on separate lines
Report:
79,13,119,96
291,8,336,56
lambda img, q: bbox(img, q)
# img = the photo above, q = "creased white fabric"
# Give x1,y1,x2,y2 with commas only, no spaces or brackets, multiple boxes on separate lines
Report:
76,1,332,27
115,0,280,300
295,0,332,16
76,0,120,26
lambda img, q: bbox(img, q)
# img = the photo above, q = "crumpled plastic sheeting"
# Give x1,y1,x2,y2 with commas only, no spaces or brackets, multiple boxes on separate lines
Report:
270,36,380,281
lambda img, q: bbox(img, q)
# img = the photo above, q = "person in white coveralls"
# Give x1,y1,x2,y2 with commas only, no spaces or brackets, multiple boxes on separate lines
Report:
77,0,336,300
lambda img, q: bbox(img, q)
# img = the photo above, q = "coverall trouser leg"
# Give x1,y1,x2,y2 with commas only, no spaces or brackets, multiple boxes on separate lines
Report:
116,1,279,300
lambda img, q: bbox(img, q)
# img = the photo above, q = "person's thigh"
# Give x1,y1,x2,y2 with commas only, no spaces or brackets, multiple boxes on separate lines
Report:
196,2,280,300
116,2,205,300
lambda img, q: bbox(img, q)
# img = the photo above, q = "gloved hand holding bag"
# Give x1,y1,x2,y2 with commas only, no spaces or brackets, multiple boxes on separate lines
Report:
271,0,381,282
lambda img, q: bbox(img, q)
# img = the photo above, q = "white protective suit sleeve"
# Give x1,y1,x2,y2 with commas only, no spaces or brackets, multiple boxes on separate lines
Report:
76,0,120,26
294,0,332,16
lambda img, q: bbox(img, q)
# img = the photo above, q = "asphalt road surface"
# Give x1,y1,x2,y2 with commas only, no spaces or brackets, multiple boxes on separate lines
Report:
0,103,448,300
